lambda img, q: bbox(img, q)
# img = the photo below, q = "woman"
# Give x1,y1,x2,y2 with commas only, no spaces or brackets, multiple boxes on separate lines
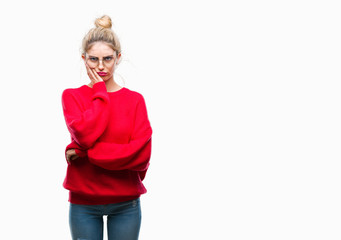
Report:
61,15,152,240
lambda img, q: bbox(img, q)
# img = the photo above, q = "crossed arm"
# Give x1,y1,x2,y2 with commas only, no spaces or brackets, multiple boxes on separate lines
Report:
63,89,152,171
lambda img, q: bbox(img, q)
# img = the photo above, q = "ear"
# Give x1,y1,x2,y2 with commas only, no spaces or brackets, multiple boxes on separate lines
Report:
116,52,122,65
82,54,86,61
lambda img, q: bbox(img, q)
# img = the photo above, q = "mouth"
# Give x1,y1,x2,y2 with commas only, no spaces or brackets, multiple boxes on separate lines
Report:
97,72,108,76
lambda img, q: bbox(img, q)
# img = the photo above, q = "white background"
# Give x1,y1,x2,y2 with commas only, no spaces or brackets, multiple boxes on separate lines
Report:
0,0,340,239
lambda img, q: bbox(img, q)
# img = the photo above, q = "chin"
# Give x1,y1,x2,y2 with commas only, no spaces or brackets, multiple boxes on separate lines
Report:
102,76,110,81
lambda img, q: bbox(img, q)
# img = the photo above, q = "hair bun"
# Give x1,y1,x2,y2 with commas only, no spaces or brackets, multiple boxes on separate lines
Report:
95,15,112,29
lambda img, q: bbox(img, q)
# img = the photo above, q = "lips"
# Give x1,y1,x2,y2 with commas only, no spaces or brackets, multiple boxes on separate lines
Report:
97,72,108,76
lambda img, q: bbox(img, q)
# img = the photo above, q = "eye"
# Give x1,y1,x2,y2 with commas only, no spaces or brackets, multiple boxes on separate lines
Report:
104,56,113,61
89,57,98,62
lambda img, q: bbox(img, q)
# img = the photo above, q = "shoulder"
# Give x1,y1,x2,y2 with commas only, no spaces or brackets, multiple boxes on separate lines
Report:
62,85,89,102
122,88,146,103
62,85,91,95
123,89,150,115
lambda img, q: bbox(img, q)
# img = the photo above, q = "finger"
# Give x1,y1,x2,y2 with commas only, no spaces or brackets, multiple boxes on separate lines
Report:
85,63,96,81
70,155,79,161
90,67,103,83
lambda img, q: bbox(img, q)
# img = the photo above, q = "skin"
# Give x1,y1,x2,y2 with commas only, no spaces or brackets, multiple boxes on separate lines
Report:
66,41,122,163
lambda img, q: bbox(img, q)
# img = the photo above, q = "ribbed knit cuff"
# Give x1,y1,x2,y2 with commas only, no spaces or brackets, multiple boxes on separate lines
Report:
65,141,87,160
75,148,87,158
92,81,109,101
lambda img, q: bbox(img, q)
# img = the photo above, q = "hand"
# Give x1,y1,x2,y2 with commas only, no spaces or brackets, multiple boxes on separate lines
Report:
85,62,103,86
66,149,79,163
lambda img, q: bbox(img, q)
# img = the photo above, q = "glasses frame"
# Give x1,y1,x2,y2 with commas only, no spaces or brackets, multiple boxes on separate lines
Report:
85,54,116,68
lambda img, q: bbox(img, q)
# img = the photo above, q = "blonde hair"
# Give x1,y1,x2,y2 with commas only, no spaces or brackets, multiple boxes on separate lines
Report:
81,15,121,61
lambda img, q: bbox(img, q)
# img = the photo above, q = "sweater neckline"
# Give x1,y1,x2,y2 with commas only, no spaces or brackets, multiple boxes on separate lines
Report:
83,84,127,95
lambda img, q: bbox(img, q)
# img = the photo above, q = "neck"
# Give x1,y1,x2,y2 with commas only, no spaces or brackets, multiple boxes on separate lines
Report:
105,78,121,92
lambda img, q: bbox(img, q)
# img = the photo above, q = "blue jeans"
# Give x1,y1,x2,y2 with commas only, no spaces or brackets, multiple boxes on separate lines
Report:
69,198,141,240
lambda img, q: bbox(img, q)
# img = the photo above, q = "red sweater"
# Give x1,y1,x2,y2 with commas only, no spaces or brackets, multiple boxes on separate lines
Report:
61,81,152,205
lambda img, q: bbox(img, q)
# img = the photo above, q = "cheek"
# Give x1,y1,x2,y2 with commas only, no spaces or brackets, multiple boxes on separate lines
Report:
107,64,116,73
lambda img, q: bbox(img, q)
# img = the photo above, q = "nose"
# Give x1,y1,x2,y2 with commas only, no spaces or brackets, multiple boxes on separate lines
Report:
98,60,105,70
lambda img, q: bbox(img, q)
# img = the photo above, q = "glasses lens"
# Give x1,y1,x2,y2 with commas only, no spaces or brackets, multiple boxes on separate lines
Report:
86,58,98,68
103,57,114,66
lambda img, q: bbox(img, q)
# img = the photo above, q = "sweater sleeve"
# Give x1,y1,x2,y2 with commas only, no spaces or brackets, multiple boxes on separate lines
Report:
62,82,110,149
65,139,87,159
87,96,152,171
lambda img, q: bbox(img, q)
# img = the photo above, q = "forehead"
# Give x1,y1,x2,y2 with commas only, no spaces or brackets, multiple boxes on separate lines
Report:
87,42,115,56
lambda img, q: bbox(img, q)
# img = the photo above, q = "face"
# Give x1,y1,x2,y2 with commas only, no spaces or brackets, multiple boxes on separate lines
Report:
82,41,121,82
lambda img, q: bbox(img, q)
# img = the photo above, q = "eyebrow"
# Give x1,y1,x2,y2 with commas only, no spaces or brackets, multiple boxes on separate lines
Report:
88,55,114,58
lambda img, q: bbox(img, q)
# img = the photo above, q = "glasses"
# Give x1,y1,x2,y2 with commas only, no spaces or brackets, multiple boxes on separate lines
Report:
86,55,115,68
